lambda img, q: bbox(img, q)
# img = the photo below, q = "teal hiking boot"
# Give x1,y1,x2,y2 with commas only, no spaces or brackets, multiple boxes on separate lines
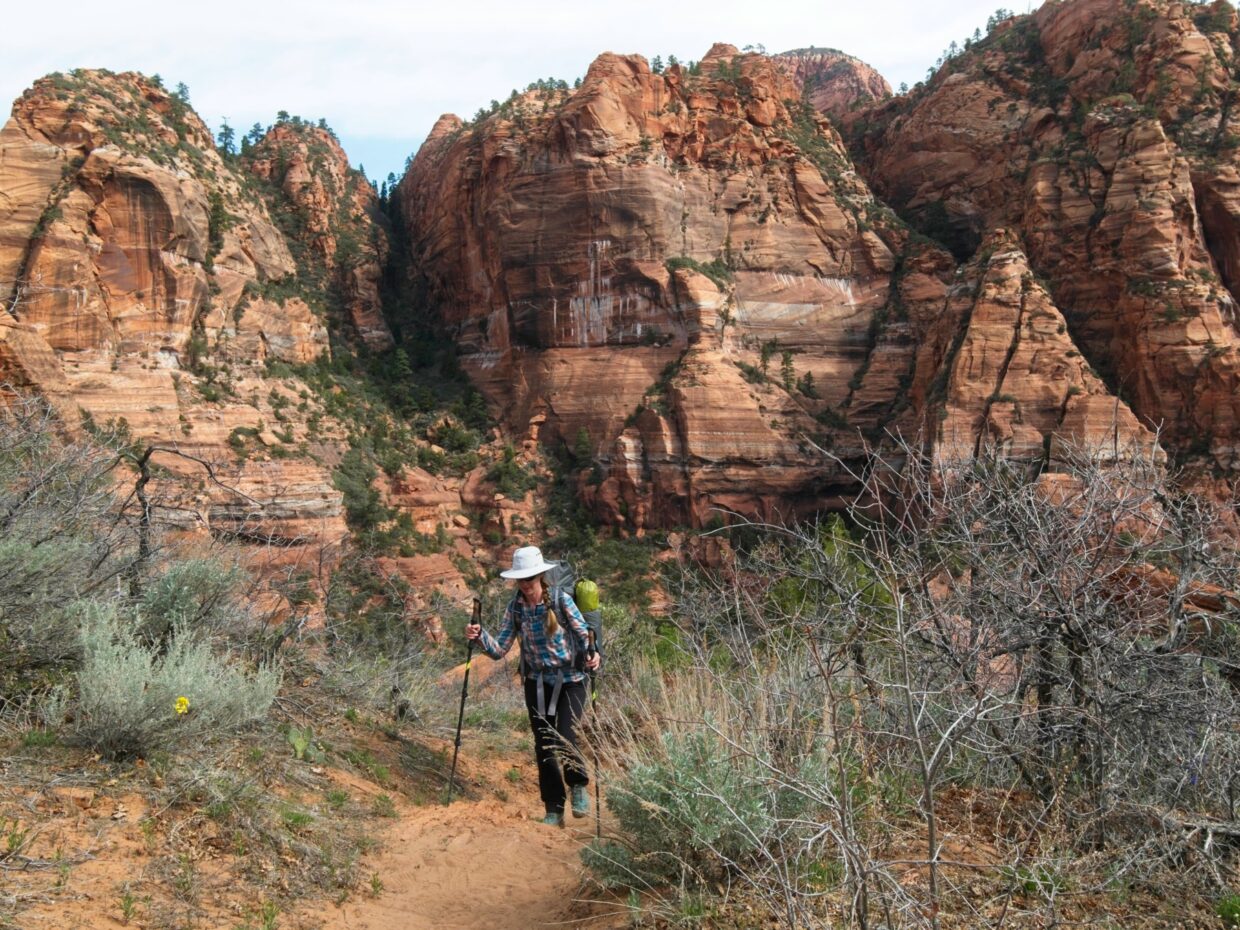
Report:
571,785,589,818
542,811,564,827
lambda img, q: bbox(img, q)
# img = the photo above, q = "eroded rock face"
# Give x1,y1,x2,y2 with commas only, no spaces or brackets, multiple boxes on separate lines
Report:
773,48,892,122
923,230,1158,464
399,39,1183,528
399,45,938,528
851,0,1240,471
247,123,393,350
0,71,344,542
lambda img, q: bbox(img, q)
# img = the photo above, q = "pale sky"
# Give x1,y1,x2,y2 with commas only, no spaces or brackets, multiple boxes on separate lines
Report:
1,0,1036,182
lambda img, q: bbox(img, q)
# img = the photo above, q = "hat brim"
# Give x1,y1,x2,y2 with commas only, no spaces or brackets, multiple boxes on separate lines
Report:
500,563,552,580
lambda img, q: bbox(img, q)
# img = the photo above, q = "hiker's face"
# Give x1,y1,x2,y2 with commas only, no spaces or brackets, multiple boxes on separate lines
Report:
517,574,543,603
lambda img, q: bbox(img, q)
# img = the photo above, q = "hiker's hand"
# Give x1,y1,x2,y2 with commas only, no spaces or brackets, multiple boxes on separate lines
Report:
585,652,601,671
465,623,481,641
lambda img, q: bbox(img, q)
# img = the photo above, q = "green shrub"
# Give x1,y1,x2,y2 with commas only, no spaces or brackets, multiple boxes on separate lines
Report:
666,256,733,289
584,728,774,886
21,729,58,748
486,445,538,498
1218,893,1240,928
73,608,279,760
0,537,90,674
1000,862,1066,897
138,558,245,639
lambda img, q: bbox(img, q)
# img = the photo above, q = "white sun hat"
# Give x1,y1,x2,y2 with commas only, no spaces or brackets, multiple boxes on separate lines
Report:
499,545,555,580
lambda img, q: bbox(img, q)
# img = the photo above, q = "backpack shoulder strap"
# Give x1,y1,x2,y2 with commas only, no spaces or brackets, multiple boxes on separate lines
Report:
553,586,591,665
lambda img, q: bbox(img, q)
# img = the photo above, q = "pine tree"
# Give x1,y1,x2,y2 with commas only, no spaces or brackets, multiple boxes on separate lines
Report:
392,348,413,382
573,427,592,464
781,350,795,391
216,119,236,157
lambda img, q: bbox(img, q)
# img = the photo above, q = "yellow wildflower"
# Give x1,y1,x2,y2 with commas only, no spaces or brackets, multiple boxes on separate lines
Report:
175,696,190,716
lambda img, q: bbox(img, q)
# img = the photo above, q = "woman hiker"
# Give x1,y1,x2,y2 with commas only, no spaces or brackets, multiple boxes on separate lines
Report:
466,545,601,826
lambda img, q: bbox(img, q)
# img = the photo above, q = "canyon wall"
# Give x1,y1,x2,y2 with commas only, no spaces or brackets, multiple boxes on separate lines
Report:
0,71,372,543
850,0,1240,471
398,38,1159,528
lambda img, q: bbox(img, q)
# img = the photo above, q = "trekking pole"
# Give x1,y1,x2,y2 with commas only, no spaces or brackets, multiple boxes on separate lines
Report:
447,597,481,805
588,636,601,840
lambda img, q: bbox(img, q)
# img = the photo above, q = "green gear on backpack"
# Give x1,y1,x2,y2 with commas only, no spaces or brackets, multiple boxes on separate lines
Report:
574,579,600,612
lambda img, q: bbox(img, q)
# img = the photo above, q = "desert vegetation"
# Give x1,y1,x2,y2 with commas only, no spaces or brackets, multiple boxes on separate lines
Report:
0,387,670,929
0,392,486,927
583,440,1240,928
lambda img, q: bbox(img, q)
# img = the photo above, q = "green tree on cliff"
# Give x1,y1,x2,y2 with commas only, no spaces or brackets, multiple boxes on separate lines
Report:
216,119,236,157
797,371,819,398
760,340,776,377
781,350,795,392
573,427,593,465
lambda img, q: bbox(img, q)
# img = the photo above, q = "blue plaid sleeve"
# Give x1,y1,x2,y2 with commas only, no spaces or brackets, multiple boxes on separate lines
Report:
478,600,516,659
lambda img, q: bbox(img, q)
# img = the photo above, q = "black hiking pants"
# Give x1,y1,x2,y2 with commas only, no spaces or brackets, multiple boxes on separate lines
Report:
523,676,588,815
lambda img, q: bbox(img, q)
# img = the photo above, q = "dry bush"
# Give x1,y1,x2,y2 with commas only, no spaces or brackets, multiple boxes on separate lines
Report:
587,440,1240,929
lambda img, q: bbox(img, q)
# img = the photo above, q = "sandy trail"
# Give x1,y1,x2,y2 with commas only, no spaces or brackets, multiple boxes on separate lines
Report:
322,791,620,930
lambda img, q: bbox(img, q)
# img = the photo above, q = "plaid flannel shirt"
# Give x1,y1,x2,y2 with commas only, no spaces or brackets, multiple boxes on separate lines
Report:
478,589,590,683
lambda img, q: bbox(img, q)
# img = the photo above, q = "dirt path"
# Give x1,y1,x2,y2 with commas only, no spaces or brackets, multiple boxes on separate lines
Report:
322,791,622,930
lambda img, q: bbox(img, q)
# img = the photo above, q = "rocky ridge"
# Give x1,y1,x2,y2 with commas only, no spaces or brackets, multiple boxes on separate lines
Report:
0,72,434,555
772,47,892,121
398,39,1169,529
0,70,347,540
246,122,394,351
399,43,922,529
6,3,1237,541
849,0,1240,471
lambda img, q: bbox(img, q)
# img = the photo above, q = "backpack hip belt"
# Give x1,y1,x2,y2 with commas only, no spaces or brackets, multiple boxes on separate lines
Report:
529,666,567,718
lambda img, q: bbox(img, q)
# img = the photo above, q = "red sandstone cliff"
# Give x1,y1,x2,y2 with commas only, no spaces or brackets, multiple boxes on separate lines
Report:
397,43,1152,529
850,0,1240,471
773,48,892,121
0,71,347,541
399,44,923,529
5,10,1222,542
246,122,393,350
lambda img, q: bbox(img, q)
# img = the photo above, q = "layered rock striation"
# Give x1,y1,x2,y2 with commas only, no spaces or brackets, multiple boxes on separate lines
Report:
400,43,1151,528
0,70,346,541
399,44,929,528
912,229,1157,465
850,0,1240,470
7,7,1223,542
